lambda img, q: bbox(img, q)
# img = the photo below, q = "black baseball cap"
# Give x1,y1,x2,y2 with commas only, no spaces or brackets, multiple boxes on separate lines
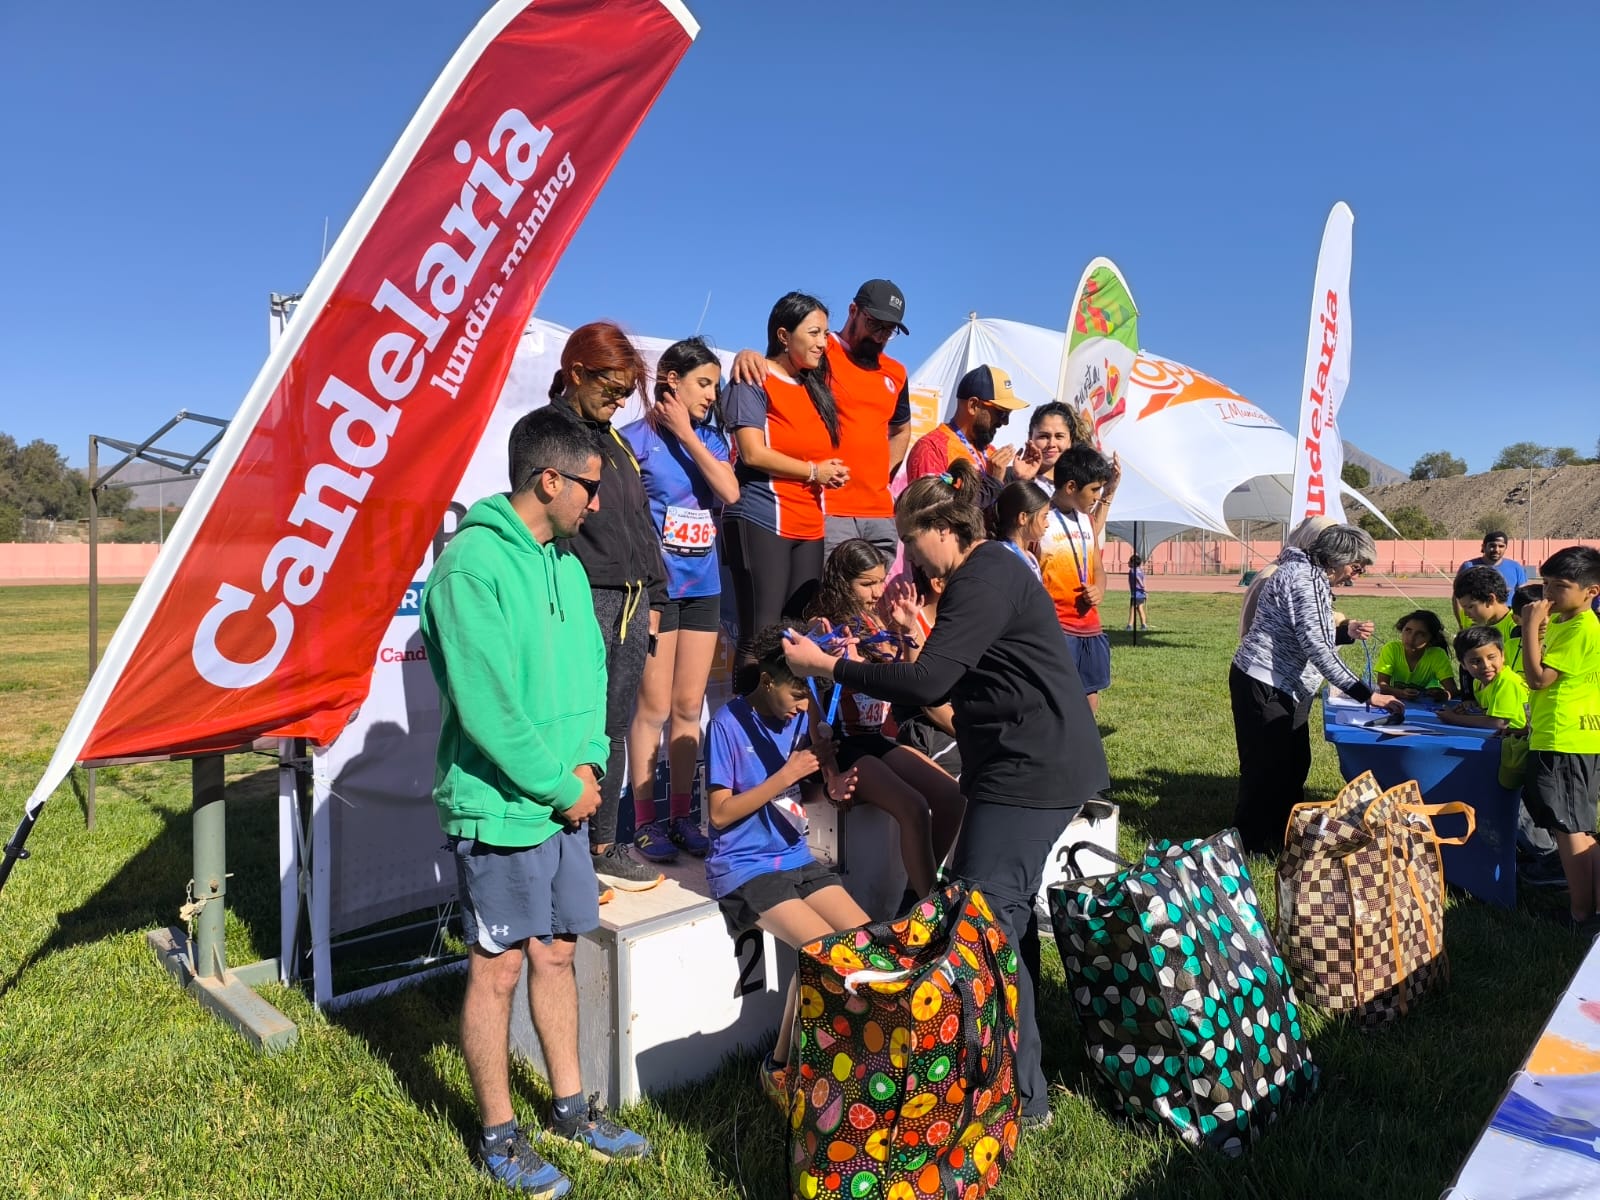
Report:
853,279,909,335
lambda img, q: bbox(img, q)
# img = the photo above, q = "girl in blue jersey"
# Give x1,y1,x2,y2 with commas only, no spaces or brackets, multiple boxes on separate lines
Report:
623,338,741,863
705,624,866,1111
988,479,1050,582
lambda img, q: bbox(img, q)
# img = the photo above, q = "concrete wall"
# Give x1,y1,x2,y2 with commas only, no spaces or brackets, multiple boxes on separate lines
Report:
6,536,1599,586
1103,537,1600,577
0,543,162,585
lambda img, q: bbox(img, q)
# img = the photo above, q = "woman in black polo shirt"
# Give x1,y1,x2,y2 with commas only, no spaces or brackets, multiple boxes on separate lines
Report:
782,459,1107,1132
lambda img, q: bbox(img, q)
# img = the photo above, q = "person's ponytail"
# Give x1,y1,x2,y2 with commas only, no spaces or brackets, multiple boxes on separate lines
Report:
896,458,985,546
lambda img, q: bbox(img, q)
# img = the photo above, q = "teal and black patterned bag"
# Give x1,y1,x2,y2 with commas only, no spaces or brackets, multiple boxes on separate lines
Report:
1047,830,1318,1156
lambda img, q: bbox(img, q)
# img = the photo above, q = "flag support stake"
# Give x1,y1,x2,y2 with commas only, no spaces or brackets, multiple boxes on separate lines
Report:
145,754,299,1054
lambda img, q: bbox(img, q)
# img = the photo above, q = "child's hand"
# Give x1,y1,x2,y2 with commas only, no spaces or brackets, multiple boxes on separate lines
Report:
881,578,922,632
825,766,859,808
1522,599,1552,631
782,746,821,784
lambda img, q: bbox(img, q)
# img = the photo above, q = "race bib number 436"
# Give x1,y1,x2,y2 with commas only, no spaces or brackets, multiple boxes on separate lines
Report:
663,505,716,554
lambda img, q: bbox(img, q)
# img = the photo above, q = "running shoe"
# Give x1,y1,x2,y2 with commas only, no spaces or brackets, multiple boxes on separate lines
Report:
1519,853,1568,889
666,816,711,858
592,842,664,891
476,1128,572,1197
1020,1109,1055,1135
758,1053,791,1115
543,1094,651,1162
632,819,680,864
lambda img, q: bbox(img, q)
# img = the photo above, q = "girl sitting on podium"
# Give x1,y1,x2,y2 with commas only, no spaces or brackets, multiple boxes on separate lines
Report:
803,539,965,900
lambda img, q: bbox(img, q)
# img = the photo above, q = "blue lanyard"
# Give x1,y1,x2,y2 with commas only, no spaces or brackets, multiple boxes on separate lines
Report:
947,422,980,462
807,679,842,728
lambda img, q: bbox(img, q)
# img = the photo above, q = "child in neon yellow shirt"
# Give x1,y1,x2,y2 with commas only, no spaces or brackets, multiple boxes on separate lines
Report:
1374,609,1457,701
1522,546,1600,927
1439,625,1528,732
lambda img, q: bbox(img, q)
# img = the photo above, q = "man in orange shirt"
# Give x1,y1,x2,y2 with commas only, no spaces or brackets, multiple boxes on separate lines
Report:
904,364,1039,506
823,279,914,561
731,279,914,564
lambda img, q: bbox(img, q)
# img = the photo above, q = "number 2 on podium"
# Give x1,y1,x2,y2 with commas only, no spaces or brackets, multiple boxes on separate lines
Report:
733,929,766,997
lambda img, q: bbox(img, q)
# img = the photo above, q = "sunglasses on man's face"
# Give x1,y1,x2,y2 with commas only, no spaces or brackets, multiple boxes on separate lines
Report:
519,466,601,500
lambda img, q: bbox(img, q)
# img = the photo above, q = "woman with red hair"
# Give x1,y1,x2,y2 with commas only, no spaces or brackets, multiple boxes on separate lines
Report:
548,321,669,894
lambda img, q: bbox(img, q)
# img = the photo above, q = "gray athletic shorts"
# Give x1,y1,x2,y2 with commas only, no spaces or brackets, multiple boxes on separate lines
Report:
451,826,600,954
825,515,898,565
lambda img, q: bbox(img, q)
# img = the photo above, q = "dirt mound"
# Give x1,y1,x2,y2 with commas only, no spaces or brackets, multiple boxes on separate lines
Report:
1362,464,1600,538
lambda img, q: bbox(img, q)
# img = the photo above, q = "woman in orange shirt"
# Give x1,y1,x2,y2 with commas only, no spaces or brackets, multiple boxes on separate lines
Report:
722,291,849,687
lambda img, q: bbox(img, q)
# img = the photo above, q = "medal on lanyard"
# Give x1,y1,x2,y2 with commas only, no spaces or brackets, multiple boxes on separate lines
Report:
947,422,984,466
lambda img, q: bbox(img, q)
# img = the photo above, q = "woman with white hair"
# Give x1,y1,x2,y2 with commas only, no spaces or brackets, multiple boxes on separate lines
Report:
1230,523,1403,853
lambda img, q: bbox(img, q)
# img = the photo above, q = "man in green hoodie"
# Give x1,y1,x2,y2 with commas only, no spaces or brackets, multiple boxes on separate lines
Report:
422,406,651,1196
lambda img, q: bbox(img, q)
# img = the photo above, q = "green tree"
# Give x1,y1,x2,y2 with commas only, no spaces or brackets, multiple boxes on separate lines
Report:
1375,504,1440,540
1550,445,1584,467
0,500,20,542
1493,442,1550,471
1341,462,1371,489
1472,511,1515,539
1410,450,1467,481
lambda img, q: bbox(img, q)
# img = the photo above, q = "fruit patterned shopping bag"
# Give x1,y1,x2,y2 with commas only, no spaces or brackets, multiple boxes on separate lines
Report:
788,883,1020,1200
1048,830,1319,1156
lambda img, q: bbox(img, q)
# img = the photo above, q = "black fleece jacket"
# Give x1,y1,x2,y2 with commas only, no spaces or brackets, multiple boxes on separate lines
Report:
553,396,668,608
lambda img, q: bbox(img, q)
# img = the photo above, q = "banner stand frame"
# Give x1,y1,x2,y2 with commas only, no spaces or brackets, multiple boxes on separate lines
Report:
133,752,298,1054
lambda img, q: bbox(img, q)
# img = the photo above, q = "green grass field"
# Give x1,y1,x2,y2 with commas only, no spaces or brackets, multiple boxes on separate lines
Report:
1,585,1587,1199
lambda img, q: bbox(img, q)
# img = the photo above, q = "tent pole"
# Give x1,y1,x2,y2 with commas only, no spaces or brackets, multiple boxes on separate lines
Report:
86,436,99,830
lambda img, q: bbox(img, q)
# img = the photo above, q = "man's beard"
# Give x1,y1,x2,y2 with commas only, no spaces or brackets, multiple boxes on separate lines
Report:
847,337,884,369
971,422,996,452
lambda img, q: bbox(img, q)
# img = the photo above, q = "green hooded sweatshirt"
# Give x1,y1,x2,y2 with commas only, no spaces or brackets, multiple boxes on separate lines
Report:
420,493,609,848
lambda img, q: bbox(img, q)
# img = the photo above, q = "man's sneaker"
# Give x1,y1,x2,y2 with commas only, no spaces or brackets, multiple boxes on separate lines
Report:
1520,853,1568,889
592,842,664,892
543,1094,651,1162
667,816,711,858
633,819,680,864
477,1128,572,1197
758,1053,791,1114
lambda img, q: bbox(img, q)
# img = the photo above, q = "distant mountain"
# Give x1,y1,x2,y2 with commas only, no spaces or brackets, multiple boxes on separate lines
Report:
1363,464,1600,538
81,459,201,510
1343,440,1406,486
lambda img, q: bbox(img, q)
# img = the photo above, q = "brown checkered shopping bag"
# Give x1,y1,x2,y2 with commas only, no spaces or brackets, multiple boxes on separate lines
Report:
1276,772,1474,1027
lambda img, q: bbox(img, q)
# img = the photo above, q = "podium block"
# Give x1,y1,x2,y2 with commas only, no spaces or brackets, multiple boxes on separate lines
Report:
509,856,789,1109
1035,803,1122,922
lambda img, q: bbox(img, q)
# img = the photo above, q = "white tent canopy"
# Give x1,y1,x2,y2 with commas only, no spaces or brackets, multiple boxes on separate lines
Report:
907,315,1376,548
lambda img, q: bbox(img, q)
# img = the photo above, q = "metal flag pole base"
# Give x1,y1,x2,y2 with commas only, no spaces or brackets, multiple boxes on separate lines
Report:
146,755,298,1055
0,807,40,894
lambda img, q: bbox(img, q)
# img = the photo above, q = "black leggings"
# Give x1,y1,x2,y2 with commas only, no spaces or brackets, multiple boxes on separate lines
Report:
1229,665,1313,855
724,517,822,677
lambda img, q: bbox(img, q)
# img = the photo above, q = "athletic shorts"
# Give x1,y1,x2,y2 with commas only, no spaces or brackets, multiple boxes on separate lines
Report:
716,860,842,938
657,592,721,634
1525,751,1600,836
1067,631,1112,694
451,826,600,953
833,731,897,771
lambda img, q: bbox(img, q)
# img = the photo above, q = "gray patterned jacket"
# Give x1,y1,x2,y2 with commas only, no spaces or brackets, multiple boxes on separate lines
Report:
1232,548,1371,704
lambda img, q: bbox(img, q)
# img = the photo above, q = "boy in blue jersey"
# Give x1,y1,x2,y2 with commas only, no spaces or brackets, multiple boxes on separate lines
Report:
704,625,867,1113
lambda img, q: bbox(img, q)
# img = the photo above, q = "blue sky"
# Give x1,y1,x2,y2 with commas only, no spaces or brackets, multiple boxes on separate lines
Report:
1,1,1593,475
